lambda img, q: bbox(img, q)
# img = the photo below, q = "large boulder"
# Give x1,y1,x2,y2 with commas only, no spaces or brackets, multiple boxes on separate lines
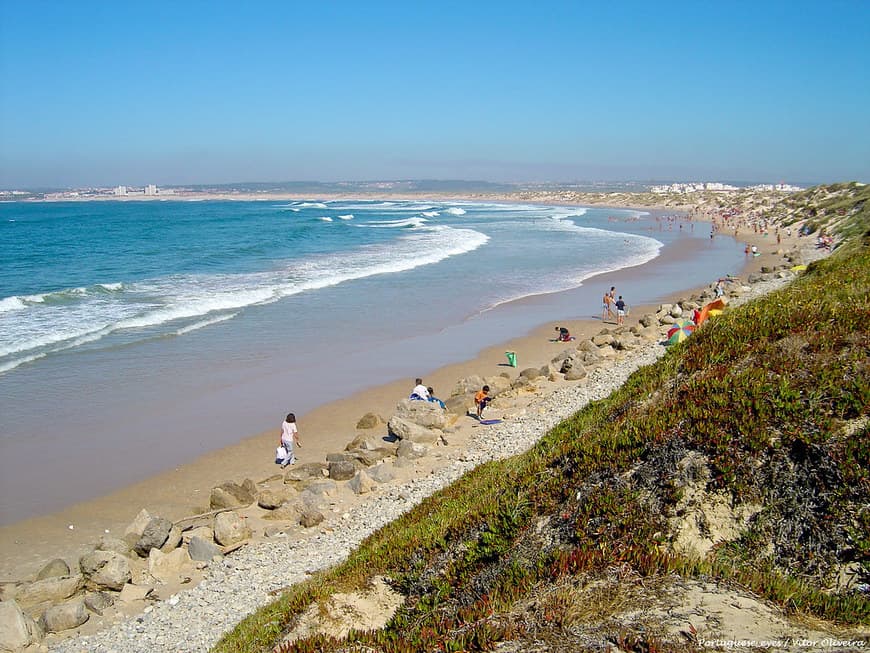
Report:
387,416,441,443
518,367,543,380
160,524,183,553
564,365,588,381
299,510,324,528
40,600,88,633
397,441,428,460
13,575,84,609
444,394,474,416
368,463,395,484
83,591,114,616
257,488,289,510
148,548,191,584
209,481,256,510
79,550,131,591
328,460,356,481
392,399,448,429
348,447,396,466
35,559,70,581
0,600,41,651
133,517,173,557
187,535,223,562
213,511,251,547
450,375,486,396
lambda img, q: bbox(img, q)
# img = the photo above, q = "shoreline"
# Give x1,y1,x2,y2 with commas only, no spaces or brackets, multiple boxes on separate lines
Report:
0,198,797,583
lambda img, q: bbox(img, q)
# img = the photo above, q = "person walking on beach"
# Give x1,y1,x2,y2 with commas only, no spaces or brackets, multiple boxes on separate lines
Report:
278,412,301,468
602,287,615,322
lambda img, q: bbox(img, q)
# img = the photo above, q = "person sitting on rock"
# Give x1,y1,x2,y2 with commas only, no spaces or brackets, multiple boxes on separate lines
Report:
426,386,446,409
474,385,492,418
409,378,429,401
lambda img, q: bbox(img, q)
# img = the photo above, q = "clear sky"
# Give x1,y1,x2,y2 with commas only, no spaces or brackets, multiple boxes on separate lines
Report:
1,0,868,188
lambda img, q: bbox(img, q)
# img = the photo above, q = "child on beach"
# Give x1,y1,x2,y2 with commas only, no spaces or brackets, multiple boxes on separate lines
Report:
555,326,574,342
278,412,301,468
474,385,492,418
615,296,627,325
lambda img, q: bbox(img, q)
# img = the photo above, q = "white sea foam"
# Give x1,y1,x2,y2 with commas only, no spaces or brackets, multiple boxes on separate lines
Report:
337,214,354,220
361,217,428,229
319,217,333,222
445,207,466,215
421,211,440,218
176,312,238,335
295,202,328,209
0,296,26,312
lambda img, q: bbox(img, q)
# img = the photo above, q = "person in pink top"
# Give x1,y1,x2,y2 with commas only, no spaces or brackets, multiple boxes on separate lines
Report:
278,412,301,468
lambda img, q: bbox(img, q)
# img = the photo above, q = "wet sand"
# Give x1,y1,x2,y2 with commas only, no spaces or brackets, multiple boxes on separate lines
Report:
0,204,802,582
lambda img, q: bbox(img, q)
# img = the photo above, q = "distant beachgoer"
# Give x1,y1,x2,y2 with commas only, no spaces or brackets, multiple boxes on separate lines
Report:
602,287,616,322
555,326,573,342
427,386,446,409
410,378,429,401
615,296,626,325
751,245,758,256
474,385,492,418
715,279,725,298
278,412,301,468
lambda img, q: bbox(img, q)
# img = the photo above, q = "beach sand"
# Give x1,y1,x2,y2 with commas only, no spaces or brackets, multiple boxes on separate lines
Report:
0,201,804,585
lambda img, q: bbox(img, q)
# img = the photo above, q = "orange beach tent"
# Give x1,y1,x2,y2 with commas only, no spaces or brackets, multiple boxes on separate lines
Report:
695,298,726,326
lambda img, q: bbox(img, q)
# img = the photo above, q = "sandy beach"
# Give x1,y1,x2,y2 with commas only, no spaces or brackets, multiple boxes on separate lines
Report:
0,194,805,590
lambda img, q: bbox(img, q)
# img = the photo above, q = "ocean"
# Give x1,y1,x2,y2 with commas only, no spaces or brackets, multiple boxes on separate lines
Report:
0,199,743,523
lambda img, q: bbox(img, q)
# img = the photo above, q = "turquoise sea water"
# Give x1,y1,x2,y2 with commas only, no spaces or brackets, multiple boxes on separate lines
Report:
0,199,742,523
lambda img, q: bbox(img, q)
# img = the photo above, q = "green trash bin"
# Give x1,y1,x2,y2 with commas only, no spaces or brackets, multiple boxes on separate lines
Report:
505,351,517,367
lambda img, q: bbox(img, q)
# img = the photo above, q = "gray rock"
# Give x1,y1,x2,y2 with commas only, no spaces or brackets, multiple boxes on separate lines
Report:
355,412,383,429
638,313,655,328
187,535,223,562
209,481,256,510
40,599,88,633
348,447,396,466
348,470,376,495
591,333,614,346
564,365,588,381
83,591,114,616
213,511,251,547
368,462,395,484
669,304,683,318
257,488,288,510
35,558,70,581
79,550,131,591
328,460,356,481
397,440,428,460
134,517,173,556
299,510,324,528
0,600,36,650
444,393,474,416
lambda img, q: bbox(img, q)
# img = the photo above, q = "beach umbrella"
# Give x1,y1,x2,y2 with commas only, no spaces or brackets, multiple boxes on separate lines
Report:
672,317,696,329
666,323,695,345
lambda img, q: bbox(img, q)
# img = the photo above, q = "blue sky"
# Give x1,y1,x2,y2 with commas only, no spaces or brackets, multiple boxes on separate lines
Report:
1,1,868,188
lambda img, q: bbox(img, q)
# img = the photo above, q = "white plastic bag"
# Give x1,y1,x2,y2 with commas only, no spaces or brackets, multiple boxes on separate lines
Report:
275,446,288,464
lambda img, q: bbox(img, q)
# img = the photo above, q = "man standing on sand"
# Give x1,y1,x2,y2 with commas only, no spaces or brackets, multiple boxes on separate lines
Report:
602,286,616,322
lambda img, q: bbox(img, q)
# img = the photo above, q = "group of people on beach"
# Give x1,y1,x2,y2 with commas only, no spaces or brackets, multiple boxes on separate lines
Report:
601,286,627,325
410,377,489,417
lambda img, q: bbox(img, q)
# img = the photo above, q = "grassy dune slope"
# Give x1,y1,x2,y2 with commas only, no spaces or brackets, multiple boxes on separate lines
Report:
215,183,869,653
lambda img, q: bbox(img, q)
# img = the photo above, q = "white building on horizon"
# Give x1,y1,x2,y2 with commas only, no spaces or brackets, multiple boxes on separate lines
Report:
115,185,127,196
144,184,158,196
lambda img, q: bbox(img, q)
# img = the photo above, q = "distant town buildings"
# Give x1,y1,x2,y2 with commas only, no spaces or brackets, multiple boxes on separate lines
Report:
115,185,127,196
650,181,801,194
144,184,158,196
